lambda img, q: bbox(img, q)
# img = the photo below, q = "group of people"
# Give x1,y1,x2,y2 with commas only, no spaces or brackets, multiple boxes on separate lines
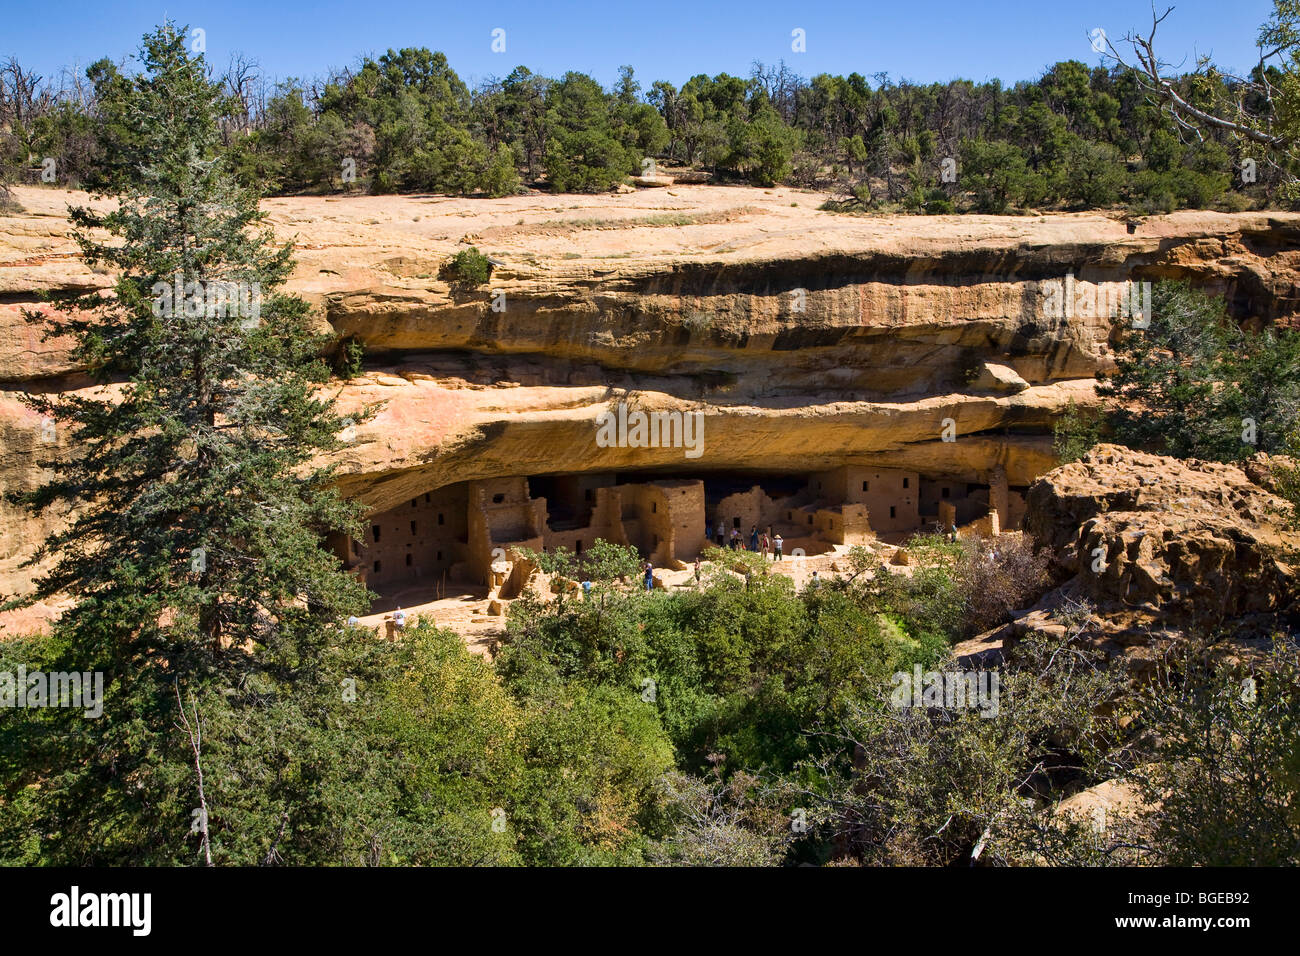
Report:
704,522,785,561
578,565,655,597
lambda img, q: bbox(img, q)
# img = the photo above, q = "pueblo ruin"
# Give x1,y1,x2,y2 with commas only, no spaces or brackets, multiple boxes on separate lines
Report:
336,464,1018,606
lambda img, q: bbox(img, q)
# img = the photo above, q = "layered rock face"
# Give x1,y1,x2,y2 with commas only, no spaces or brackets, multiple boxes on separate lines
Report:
1015,445,1299,671
4,184,1300,611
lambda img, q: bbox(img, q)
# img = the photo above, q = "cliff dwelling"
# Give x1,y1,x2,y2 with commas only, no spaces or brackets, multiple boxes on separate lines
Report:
331,464,1026,609
8,186,1296,632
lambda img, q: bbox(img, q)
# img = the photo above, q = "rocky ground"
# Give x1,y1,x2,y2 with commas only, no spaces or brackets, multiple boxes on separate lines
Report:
955,445,1300,675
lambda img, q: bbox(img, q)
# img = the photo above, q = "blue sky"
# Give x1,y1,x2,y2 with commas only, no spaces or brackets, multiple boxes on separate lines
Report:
2,0,1280,91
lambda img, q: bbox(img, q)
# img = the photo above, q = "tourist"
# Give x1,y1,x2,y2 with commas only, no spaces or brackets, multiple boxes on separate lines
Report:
760,532,771,559
346,614,360,627
730,528,740,550
749,525,759,552
948,522,958,543
694,556,702,585
393,606,406,631
773,534,783,561
705,521,713,543
644,561,654,592
582,579,592,600
810,570,819,587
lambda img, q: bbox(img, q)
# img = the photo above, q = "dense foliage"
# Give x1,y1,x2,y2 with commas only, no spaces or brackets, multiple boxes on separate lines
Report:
5,7,1300,210
1072,280,1300,462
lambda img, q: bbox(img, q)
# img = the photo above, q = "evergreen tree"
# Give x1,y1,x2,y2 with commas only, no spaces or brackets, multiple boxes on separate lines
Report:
2,23,371,863
544,72,639,192
1100,281,1300,460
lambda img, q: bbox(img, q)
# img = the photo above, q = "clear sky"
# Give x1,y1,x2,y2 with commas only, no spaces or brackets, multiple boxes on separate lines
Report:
2,0,1281,91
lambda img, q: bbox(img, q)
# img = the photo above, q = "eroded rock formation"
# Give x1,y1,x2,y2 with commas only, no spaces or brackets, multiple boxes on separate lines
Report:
1013,445,1300,672
4,184,1300,621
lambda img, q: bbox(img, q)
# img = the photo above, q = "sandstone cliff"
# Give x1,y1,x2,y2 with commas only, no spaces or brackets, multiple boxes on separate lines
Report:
4,184,1300,615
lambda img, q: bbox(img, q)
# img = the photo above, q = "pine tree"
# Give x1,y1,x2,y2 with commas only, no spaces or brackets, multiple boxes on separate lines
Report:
2,23,372,862
17,22,367,660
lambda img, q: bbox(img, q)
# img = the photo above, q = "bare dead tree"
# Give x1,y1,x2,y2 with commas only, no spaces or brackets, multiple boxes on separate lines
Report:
0,57,54,127
1100,4,1297,165
262,812,289,865
216,53,265,146
309,61,360,110
54,62,95,110
175,681,214,866
749,60,805,125
224,55,258,121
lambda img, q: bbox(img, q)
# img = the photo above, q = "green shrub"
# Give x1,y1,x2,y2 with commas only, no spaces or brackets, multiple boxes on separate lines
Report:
336,336,365,378
1052,398,1104,463
443,246,494,286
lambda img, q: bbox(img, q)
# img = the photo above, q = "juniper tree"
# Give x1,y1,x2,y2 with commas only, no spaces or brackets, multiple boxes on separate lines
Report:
1099,282,1300,460
1,24,373,862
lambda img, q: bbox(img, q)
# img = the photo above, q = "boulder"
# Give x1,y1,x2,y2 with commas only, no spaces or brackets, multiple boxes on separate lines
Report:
971,361,1030,393
1018,445,1300,670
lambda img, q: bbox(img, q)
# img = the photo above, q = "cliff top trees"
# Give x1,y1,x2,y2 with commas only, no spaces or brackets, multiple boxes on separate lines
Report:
543,71,644,192
13,13,1294,209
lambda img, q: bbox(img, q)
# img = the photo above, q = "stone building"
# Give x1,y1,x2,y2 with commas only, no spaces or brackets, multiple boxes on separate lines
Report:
810,465,920,534
337,463,1013,605
329,484,468,592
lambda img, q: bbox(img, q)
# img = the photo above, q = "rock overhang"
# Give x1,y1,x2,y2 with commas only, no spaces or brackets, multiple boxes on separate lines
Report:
4,185,1300,605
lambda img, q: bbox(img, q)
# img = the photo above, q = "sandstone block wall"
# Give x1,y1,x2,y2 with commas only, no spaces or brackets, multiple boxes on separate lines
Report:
813,466,920,534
